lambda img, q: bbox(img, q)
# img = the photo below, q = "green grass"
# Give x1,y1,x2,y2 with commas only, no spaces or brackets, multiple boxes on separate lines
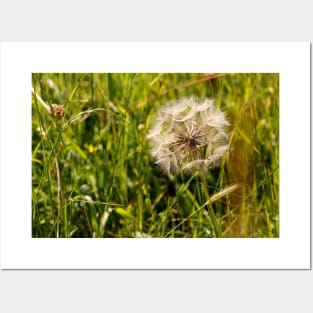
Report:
32,73,279,238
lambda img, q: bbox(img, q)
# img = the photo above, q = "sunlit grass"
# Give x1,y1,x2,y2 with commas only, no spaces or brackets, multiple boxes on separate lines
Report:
32,73,279,238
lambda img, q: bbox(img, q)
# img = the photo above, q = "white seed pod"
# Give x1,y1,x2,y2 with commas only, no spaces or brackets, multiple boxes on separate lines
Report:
147,97,230,174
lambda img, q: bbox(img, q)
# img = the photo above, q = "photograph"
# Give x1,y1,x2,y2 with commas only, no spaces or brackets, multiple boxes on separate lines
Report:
32,73,279,238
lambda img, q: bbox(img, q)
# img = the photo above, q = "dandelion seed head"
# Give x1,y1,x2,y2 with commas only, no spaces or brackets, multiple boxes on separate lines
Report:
147,97,230,174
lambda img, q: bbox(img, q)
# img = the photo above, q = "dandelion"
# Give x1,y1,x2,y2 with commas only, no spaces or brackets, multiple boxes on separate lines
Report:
147,97,229,174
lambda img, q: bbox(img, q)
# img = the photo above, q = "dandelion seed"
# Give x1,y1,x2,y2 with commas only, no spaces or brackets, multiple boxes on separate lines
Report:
147,97,230,174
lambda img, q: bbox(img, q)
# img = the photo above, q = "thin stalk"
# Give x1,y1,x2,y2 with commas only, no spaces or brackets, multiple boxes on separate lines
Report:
54,156,61,238
199,173,221,237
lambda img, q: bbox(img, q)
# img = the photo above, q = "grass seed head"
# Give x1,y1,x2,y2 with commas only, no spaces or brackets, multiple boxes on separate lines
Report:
51,104,65,118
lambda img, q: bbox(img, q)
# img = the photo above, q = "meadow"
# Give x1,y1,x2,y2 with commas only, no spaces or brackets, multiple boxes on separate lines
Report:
32,73,279,238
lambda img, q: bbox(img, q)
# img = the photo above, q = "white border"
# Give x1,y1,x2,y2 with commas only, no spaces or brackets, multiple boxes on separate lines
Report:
0,42,310,269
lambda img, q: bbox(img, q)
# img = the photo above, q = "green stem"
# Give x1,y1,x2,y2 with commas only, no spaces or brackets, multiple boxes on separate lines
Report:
199,173,221,237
